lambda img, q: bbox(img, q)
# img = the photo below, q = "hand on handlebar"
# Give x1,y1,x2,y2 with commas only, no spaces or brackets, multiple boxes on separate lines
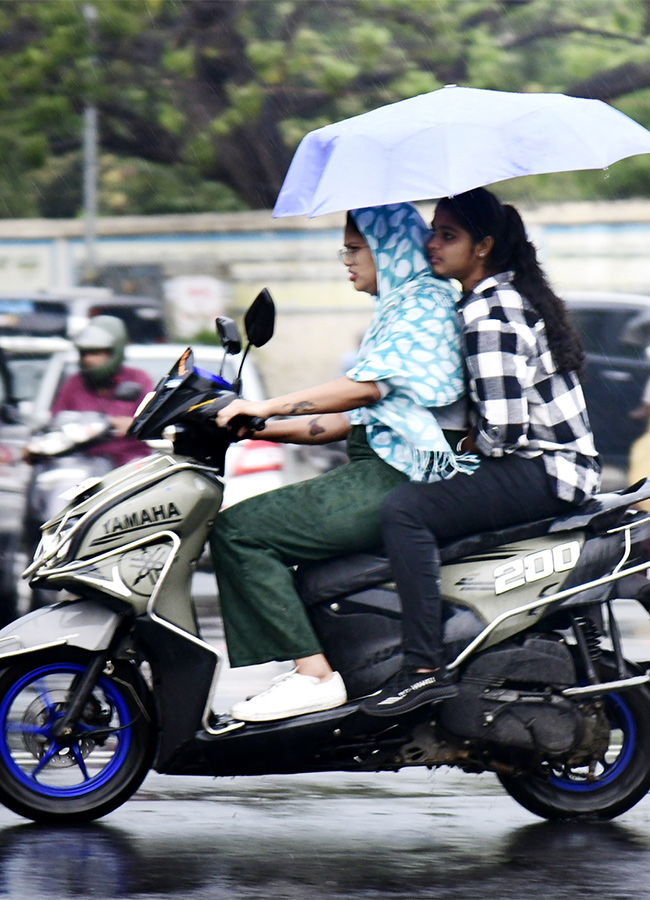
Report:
216,398,267,439
216,398,267,428
228,414,266,440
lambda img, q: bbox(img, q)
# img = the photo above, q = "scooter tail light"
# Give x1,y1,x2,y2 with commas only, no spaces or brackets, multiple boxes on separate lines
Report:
230,440,285,476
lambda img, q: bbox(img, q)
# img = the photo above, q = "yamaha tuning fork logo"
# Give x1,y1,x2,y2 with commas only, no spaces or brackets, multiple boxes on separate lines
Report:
119,544,171,596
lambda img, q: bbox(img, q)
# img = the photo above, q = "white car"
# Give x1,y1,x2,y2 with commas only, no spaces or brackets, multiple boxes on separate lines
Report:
28,342,296,509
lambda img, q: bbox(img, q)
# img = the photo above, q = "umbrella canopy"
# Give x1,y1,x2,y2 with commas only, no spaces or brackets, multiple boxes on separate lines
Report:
273,85,650,218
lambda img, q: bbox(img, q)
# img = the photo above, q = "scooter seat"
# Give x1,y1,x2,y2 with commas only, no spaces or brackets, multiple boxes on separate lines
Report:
548,478,650,533
295,480,650,607
296,516,557,606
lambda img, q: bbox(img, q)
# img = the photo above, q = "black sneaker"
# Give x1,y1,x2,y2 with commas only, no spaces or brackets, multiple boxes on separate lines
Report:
360,667,459,717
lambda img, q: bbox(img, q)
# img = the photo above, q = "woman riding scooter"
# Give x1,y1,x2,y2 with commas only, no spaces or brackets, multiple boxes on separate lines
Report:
212,202,474,723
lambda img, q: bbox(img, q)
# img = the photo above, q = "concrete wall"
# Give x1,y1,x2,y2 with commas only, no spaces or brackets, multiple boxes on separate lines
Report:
2,200,650,394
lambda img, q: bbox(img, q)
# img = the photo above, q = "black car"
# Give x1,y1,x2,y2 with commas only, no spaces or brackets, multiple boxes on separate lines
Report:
564,291,650,473
0,347,32,625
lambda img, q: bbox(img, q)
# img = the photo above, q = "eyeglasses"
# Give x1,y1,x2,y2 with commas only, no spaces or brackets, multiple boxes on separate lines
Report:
338,246,363,264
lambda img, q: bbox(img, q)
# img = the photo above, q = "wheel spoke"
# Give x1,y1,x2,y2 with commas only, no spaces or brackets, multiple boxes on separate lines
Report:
30,741,63,779
31,679,60,718
6,721,48,736
70,745,90,781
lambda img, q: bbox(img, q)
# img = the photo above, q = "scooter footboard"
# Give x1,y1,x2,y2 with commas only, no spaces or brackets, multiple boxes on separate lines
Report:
0,599,121,663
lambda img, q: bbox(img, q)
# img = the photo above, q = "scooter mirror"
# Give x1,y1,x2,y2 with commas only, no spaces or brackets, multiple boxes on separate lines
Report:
113,381,144,403
216,317,242,356
244,288,275,348
0,401,21,425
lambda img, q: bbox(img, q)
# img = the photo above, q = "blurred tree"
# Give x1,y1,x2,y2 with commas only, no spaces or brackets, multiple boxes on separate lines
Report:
2,0,650,217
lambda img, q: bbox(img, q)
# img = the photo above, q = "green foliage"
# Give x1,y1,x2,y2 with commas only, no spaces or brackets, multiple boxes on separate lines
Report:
95,156,245,216
246,40,286,84
3,0,650,218
162,47,194,78
31,151,246,218
186,327,223,347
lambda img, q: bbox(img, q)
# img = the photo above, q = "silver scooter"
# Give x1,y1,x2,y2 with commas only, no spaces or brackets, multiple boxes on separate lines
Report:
1,288,650,825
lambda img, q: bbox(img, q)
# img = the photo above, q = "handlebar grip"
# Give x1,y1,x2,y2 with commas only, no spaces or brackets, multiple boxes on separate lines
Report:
227,414,266,436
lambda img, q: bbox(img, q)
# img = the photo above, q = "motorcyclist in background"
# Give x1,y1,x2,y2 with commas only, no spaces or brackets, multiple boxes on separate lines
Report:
50,315,153,468
22,316,154,584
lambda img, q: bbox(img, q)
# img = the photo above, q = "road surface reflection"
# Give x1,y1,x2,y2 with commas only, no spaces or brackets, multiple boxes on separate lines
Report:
0,769,649,898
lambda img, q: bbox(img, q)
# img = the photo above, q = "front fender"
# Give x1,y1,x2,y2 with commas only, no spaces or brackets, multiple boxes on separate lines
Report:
0,599,121,663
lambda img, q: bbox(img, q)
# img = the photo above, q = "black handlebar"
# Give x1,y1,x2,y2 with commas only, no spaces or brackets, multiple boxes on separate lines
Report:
247,416,266,432
228,414,266,437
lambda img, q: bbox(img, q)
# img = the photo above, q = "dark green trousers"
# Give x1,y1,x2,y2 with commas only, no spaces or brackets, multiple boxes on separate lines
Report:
210,426,408,667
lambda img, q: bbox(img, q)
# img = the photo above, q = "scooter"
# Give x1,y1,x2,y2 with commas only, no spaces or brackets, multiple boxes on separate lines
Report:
23,412,115,551
1,288,650,825
23,379,146,548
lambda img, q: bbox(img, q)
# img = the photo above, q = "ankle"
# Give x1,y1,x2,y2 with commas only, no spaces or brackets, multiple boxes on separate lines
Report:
294,655,335,682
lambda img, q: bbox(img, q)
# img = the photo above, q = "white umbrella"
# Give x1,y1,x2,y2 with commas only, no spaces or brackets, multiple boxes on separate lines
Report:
273,85,650,218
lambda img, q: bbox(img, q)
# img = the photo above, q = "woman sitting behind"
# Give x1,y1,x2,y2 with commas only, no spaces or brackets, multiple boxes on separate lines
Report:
362,187,601,717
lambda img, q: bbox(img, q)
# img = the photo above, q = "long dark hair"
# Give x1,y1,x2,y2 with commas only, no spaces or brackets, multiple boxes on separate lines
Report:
436,188,584,376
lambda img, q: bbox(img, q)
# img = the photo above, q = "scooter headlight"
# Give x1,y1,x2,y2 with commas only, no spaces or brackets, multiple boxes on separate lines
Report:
35,531,59,561
32,515,82,568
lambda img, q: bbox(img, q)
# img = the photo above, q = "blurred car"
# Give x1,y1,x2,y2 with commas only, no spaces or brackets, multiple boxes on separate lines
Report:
0,289,167,343
564,292,650,480
0,345,35,625
0,335,72,423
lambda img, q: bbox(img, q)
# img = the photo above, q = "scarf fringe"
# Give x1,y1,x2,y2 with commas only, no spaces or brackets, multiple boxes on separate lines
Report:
417,450,480,482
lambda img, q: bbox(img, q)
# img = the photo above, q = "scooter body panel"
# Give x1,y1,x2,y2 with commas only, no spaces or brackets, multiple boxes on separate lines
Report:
440,533,588,623
0,599,122,660
28,453,224,634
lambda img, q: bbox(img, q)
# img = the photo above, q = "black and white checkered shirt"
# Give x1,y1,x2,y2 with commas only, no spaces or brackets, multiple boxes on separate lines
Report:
459,273,601,504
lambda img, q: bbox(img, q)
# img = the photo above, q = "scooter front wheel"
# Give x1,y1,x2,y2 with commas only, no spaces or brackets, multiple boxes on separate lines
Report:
497,659,650,820
0,649,157,823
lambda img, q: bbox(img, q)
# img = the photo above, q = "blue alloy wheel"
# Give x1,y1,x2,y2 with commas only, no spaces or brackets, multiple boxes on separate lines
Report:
0,651,155,823
548,693,635,794
497,658,650,820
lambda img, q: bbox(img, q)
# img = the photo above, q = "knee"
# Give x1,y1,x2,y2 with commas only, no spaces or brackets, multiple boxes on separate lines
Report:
209,506,242,559
209,493,275,561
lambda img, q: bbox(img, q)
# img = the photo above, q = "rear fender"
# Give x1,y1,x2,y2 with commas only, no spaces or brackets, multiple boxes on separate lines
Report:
0,599,121,663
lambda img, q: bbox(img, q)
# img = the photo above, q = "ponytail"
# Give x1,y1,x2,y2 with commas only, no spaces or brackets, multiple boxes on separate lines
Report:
437,189,585,376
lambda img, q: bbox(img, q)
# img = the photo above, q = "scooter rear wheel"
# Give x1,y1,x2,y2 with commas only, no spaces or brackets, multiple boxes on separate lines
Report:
497,659,650,820
0,649,156,823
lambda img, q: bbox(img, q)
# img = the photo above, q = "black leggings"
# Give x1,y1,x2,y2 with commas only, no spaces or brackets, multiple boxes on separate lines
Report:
380,455,575,669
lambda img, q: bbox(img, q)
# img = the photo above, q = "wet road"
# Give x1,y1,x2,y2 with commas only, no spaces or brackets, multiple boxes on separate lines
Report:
0,583,649,899
2,769,650,899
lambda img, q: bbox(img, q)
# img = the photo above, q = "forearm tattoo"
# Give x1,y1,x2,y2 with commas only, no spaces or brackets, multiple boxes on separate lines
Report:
286,400,316,415
308,416,326,436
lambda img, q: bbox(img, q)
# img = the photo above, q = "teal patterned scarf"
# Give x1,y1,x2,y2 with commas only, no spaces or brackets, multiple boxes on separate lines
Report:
346,202,473,481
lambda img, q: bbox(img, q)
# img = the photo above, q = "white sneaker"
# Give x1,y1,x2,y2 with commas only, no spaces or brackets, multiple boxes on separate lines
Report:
230,669,347,722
